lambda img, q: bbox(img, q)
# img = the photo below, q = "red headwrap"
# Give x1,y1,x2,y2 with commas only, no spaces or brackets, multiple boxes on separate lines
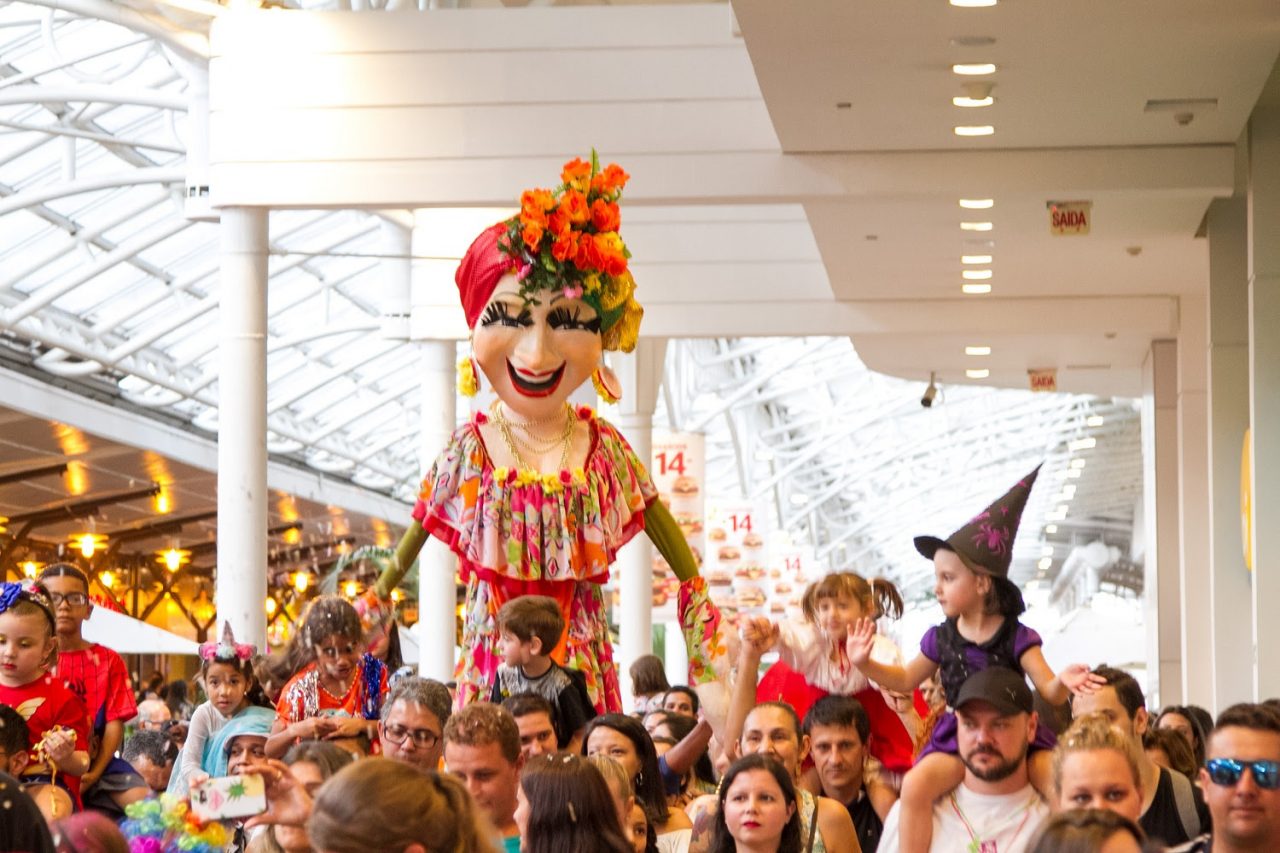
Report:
455,223,515,330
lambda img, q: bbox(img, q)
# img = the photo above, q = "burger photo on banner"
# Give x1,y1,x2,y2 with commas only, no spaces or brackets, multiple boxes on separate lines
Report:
647,432,706,620
706,500,770,617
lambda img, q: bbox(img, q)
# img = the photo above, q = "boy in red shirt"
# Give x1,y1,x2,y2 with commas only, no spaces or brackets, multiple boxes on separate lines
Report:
0,580,91,820
40,564,149,816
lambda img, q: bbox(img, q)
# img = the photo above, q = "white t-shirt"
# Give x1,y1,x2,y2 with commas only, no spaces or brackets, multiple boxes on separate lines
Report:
879,782,1048,853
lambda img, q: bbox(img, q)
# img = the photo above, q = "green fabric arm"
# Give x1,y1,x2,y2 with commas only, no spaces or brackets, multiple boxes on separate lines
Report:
644,499,699,581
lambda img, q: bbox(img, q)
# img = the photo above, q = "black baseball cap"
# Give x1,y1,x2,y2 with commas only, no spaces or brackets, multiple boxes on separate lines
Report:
952,667,1033,716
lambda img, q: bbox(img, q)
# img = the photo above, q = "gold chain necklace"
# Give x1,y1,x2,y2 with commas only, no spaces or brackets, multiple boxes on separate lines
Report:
491,403,575,471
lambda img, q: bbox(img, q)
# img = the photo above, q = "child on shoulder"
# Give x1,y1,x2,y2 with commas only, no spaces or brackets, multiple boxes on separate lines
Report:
0,581,91,821
489,595,596,754
844,465,1103,853
39,563,149,816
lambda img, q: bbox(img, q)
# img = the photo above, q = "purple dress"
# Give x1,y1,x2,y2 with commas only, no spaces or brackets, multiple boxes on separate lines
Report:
919,617,1057,757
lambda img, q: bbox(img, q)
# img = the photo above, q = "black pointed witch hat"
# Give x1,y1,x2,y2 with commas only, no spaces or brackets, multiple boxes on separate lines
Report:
913,464,1042,578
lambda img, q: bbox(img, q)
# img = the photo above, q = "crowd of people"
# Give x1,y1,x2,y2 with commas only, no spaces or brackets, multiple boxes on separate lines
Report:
3,548,1280,853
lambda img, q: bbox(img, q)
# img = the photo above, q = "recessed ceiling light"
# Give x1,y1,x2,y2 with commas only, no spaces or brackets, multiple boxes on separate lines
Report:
966,368,990,379
955,125,995,136
962,283,992,294
1037,556,1053,571
959,199,994,209
960,221,993,231
952,95,995,108
1070,458,1087,469
962,269,992,280
1086,415,1105,427
1040,545,1055,557
952,63,997,76
965,345,991,356
1044,524,1058,534
1067,437,1097,451
961,254,992,264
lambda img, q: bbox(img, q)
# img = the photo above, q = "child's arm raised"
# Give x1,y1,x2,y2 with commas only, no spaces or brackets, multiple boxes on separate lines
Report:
722,616,776,762
1019,646,1104,705
845,617,937,695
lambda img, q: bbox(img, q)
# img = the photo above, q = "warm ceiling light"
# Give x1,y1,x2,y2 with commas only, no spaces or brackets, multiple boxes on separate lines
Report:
265,597,277,615
966,368,990,379
965,345,991,356
962,283,992,294
390,589,403,603
159,548,190,572
953,95,995,108
950,0,997,6
22,561,40,579
955,125,995,136
75,534,106,559
1086,415,1105,427
952,63,998,76
293,572,310,593
962,269,993,280
343,580,358,598
960,221,993,231
959,199,994,209
961,254,993,264
100,570,115,589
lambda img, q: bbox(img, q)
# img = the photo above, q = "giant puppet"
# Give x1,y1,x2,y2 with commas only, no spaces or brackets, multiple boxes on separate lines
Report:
389,154,723,711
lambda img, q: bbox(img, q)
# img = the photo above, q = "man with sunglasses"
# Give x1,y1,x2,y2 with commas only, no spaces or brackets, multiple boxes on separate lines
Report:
1170,703,1280,852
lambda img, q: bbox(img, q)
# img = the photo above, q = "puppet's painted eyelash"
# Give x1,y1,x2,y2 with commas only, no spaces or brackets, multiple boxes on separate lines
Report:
480,302,531,328
548,305,601,333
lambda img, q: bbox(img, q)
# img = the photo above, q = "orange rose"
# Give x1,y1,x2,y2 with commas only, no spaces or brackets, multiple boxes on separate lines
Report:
551,231,579,263
592,163,630,195
521,189,554,227
575,232,604,271
548,210,572,238
521,221,544,252
559,190,589,226
561,158,592,193
590,199,621,233
596,232,628,277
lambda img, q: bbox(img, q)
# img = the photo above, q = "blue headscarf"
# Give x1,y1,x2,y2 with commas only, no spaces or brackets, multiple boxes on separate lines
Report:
203,706,276,779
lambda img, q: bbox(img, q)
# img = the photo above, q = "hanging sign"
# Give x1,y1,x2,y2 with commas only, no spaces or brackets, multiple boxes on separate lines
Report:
1028,368,1058,392
1048,200,1091,235
706,500,770,615
648,432,706,619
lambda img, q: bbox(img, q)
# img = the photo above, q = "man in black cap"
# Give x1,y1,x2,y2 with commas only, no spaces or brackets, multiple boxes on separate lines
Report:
879,668,1050,853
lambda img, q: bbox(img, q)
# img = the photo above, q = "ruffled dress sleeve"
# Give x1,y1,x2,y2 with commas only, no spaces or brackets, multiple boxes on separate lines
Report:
412,409,656,584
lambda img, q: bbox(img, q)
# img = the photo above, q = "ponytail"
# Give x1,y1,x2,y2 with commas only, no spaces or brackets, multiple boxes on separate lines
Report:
870,577,904,621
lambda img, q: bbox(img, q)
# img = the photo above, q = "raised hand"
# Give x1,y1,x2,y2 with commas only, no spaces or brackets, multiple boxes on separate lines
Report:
241,759,314,829
845,618,877,667
1059,663,1106,695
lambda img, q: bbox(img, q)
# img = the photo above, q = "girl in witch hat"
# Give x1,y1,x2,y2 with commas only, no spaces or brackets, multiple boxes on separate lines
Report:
845,465,1104,853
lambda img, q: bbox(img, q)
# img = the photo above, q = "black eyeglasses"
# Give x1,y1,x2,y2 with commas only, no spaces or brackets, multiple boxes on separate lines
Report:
381,724,439,749
48,592,89,607
1206,758,1280,790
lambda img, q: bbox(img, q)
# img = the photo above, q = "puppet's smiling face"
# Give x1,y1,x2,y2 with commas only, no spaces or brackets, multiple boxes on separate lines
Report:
473,273,602,421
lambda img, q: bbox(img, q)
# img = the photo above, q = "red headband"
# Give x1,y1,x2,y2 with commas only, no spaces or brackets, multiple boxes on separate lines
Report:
455,223,515,330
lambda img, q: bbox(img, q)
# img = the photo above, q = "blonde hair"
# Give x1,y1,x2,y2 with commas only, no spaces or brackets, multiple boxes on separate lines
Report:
800,572,903,624
588,753,634,802
1051,713,1143,795
307,758,498,853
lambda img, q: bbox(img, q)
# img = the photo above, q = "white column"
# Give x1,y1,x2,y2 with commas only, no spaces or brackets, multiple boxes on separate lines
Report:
1206,197,1253,711
416,340,458,682
216,207,269,649
612,338,668,709
1176,294,1212,707
1142,340,1181,706
1247,72,1280,700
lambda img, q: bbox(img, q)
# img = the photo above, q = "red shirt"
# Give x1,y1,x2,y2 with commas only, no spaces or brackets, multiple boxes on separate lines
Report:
0,672,92,799
54,643,137,733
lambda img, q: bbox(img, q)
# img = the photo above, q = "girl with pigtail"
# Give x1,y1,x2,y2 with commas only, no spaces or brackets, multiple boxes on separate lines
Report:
265,595,388,759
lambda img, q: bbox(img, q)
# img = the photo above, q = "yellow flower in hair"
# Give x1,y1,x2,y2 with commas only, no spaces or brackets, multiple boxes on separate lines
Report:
583,273,603,295
604,298,644,353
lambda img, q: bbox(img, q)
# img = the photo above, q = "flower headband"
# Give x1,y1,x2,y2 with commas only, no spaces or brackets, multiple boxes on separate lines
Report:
459,151,644,353
198,621,256,662
0,580,55,630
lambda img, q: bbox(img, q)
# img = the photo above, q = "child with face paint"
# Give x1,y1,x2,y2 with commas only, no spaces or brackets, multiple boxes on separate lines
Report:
391,154,713,713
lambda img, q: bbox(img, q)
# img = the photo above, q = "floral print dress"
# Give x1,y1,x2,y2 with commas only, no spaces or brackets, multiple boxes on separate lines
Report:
413,406,654,712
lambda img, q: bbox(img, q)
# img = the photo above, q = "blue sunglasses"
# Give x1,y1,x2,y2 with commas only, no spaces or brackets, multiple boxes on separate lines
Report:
1205,758,1280,790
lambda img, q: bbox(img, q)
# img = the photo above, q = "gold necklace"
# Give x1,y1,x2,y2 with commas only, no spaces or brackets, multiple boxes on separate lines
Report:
491,403,575,471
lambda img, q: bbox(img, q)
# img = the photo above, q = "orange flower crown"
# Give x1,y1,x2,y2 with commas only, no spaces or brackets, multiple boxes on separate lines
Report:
499,151,644,352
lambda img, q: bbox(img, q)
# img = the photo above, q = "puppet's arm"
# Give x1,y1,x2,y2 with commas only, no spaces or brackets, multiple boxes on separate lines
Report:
643,499,699,581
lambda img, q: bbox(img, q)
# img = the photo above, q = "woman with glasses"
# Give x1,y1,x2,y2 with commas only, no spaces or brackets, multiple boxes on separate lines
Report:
266,596,389,758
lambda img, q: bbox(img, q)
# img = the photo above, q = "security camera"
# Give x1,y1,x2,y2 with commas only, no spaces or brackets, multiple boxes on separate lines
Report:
921,372,939,408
